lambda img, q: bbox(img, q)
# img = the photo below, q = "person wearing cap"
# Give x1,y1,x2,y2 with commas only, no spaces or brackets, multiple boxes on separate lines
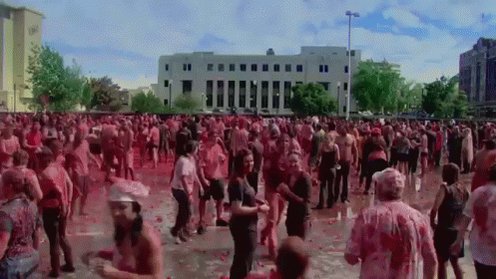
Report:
38,140,75,277
0,169,42,278
81,179,163,278
451,163,496,278
345,168,437,279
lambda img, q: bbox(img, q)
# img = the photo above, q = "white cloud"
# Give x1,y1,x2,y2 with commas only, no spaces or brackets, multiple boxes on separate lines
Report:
383,7,422,28
6,0,493,86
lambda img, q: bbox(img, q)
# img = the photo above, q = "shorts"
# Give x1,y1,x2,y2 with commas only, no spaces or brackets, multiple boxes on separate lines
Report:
434,228,464,261
124,150,134,168
75,175,90,197
199,179,225,201
397,153,409,162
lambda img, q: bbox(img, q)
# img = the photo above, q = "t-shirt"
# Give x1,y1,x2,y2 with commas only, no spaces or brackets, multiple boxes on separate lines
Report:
228,177,257,230
463,184,496,266
170,156,197,194
71,140,90,176
286,172,312,223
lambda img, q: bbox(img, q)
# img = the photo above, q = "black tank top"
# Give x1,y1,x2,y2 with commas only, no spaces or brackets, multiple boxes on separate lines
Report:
319,150,336,173
437,183,468,230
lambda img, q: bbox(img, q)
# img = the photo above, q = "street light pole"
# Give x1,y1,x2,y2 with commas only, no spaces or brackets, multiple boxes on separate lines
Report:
337,82,341,116
346,10,359,120
13,83,16,113
168,80,173,110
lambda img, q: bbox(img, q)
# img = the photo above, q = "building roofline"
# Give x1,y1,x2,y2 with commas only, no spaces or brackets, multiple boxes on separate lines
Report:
0,3,45,18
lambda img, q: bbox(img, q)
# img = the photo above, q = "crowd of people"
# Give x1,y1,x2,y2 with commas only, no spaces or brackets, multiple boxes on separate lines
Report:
0,112,493,278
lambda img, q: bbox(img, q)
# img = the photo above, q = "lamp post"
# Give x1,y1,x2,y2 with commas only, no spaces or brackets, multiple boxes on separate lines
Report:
168,80,173,110
337,82,341,117
201,92,205,111
345,10,360,120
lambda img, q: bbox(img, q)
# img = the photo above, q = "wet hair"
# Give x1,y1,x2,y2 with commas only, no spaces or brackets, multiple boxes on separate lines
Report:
114,202,143,247
2,169,29,197
184,140,198,154
276,237,310,279
231,148,252,178
13,149,29,166
442,163,460,185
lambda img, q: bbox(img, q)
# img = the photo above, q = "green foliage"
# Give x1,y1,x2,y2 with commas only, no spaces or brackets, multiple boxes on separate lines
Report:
290,83,337,116
174,94,201,113
353,60,406,113
131,90,167,113
27,45,85,111
397,82,423,112
422,76,468,118
80,81,92,111
89,76,124,111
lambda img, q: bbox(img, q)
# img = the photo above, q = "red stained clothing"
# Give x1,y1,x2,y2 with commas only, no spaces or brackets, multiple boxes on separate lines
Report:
39,162,72,209
199,143,225,180
149,127,160,146
70,141,91,176
346,201,437,279
0,136,20,167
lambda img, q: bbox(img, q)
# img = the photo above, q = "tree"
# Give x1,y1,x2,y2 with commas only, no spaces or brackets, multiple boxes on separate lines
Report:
174,94,200,113
131,90,167,113
80,81,92,111
89,76,124,111
27,45,85,111
290,83,337,116
397,82,423,112
353,60,405,113
421,75,468,118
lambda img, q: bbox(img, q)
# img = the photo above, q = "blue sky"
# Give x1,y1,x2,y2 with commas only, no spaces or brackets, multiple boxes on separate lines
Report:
6,0,496,89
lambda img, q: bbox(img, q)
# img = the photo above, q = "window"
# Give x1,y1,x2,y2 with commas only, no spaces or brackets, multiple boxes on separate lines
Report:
228,81,235,107
163,99,168,106
285,64,291,72
262,64,269,72
183,63,192,71
344,82,348,91
207,64,214,71
229,64,235,71
347,50,356,56
284,81,291,108
250,81,257,108
206,80,213,107
182,80,193,94
325,65,328,72
272,81,280,109
164,80,170,87
296,64,303,72
239,81,246,108
274,64,280,72
319,65,328,73
217,80,224,107
318,82,330,91
251,64,257,72
218,64,224,71
165,64,169,71
261,81,269,108
344,65,348,73
240,64,247,71
296,81,303,85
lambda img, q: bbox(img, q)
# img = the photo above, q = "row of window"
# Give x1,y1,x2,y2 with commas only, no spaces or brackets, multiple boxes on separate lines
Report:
163,79,348,91
165,63,350,73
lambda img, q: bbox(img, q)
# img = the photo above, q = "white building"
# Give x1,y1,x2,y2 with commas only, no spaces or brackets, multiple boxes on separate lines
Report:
157,46,361,114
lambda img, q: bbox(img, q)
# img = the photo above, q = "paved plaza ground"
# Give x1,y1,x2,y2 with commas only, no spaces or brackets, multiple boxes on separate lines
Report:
34,158,477,278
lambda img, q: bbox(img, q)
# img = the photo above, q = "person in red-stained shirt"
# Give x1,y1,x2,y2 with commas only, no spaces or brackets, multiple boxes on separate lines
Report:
0,124,20,172
149,122,160,169
38,140,75,277
24,121,43,172
345,168,437,279
196,130,228,234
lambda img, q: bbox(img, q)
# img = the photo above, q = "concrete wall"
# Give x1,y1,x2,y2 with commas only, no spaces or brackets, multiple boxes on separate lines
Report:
157,46,360,114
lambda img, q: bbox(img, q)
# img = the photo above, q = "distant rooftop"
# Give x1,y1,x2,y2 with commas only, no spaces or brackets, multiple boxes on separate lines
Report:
166,46,354,58
0,2,44,17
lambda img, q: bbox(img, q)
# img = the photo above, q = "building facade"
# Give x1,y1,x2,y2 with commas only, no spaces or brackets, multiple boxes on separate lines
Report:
459,37,496,115
0,3,43,112
157,46,361,114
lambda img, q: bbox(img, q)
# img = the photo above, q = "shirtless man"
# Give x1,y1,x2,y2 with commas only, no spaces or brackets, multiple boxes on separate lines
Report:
334,125,357,203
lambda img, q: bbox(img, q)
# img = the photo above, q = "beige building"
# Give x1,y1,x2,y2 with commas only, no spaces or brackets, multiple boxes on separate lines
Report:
0,3,43,112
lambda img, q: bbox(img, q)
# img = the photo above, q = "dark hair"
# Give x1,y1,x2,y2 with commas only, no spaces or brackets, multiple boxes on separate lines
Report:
184,140,198,154
13,149,29,166
231,149,252,178
442,163,460,185
114,202,143,247
276,237,310,279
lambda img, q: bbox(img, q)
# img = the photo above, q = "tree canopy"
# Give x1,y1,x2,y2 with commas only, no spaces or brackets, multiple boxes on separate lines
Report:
174,94,200,113
353,60,408,113
89,76,125,111
131,90,167,113
421,75,469,118
290,83,337,116
27,45,86,111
